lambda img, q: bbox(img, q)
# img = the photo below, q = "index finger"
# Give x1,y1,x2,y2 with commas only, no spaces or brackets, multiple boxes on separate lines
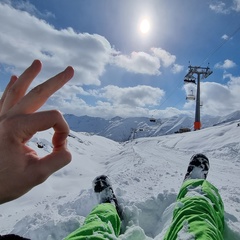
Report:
10,66,74,115
17,110,70,147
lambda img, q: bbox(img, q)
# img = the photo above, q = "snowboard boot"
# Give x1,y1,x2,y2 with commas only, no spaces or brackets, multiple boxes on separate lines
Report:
93,175,123,220
184,153,209,181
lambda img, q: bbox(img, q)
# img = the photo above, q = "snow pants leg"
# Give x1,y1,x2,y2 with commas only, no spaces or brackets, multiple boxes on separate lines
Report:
64,203,121,240
164,179,224,240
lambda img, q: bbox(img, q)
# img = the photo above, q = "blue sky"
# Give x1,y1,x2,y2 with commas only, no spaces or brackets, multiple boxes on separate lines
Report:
0,0,240,119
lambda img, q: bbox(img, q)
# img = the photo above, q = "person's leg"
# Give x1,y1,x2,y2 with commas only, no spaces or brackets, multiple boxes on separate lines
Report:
64,203,120,240
64,175,122,240
164,154,224,240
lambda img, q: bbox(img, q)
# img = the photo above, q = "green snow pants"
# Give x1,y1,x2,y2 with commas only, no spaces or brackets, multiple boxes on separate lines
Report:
65,179,224,240
64,203,121,240
163,179,224,240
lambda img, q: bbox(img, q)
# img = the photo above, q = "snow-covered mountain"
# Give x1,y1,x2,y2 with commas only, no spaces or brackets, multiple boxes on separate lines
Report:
214,110,240,126
0,117,239,239
64,111,240,142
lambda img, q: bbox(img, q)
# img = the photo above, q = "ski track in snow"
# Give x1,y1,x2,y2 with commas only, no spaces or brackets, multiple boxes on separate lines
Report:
0,122,240,239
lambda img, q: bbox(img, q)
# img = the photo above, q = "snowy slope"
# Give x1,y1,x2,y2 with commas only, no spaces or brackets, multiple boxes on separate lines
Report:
0,121,240,239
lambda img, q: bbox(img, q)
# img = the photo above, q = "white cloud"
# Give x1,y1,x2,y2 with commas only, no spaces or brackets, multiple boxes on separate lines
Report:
60,85,90,96
183,83,196,95
45,85,166,119
200,81,237,115
171,64,184,74
233,0,240,11
214,59,237,69
0,3,113,86
151,48,176,67
224,72,240,86
6,0,55,18
111,48,182,75
111,52,161,75
97,85,165,107
42,94,193,119
209,1,230,14
209,0,240,13
221,34,229,40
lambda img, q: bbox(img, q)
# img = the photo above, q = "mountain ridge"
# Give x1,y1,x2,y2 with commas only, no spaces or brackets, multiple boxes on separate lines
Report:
64,110,240,142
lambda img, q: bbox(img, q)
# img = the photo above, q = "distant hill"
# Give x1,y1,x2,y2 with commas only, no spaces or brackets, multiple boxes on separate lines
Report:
64,110,240,142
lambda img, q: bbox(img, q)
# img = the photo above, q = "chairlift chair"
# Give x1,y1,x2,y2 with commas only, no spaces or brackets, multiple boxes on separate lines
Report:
186,90,195,101
149,117,156,123
184,77,196,84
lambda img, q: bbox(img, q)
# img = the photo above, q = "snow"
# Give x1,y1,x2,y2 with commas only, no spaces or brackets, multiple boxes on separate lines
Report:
177,221,195,240
185,166,207,180
0,120,240,239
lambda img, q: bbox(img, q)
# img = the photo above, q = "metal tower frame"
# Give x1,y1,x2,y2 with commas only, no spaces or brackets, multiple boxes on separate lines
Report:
184,65,212,130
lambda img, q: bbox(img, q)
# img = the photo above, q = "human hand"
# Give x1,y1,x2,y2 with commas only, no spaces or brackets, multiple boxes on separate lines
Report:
0,60,74,204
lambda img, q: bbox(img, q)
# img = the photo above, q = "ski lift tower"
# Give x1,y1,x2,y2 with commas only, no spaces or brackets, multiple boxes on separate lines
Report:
184,65,212,130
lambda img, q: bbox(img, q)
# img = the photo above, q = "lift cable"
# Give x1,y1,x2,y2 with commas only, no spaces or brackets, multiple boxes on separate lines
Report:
200,22,240,66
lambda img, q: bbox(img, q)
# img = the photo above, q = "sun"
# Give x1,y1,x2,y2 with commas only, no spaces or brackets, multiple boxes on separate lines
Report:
139,19,150,34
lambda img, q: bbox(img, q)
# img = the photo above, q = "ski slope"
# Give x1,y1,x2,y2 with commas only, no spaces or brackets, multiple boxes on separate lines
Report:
0,120,239,239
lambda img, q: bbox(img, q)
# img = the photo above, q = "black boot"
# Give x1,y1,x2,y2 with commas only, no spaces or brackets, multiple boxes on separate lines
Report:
184,153,209,181
93,175,123,220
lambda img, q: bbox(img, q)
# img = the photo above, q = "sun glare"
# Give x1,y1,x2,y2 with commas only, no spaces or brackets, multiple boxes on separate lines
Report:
140,19,150,34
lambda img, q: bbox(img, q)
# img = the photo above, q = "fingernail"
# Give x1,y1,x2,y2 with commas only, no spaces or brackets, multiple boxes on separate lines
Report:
65,66,74,77
31,59,42,68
